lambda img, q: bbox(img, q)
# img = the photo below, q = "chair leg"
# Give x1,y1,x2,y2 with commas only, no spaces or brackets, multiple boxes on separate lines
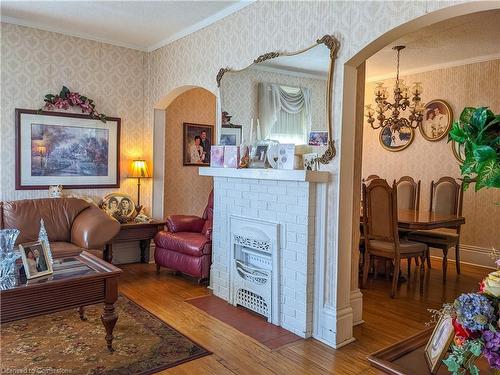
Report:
419,255,425,295
455,243,461,274
407,257,411,277
442,248,448,283
362,253,371,288
426,248,431,268
156,263,160,274
391,259,400,298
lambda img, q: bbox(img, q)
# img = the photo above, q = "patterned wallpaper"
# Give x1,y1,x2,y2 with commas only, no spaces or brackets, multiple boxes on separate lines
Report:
164,88,215,217
362,60,500,249
221,67,327,142
0,23,148,208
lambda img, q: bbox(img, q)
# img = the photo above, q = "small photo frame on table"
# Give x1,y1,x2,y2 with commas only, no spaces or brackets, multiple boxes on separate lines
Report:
420,99,453,142
183,123,214,166
220,125,242,146
424,314,454,374
19,241,53,280
15,109,121,190
101,193,137,219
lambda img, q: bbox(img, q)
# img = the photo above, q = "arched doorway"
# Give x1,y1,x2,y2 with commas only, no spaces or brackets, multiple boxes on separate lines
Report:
335,0,500,328
152,85,217,220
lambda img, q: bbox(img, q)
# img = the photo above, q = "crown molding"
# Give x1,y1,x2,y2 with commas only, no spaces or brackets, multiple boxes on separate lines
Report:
1,16,148,51
366,53,500,82
1,0,255,52
146,1,255,52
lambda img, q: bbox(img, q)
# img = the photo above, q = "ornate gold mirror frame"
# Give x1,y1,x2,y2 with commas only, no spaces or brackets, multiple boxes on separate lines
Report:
216,35,340,165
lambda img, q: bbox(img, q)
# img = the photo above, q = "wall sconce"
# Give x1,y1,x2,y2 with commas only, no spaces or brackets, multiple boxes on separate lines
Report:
129,160,151,206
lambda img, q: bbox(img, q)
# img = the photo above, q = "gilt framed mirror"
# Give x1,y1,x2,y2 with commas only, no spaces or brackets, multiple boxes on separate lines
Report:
216,35,340,165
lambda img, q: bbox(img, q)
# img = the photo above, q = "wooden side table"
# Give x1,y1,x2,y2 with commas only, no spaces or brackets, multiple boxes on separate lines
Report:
104,220,165,263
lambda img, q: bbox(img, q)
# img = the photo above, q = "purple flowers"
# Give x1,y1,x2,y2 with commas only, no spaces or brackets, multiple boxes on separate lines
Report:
454,293,495,331
482,330,500,369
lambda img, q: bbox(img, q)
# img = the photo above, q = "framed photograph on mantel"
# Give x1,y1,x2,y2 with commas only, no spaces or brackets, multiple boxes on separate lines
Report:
15,109,121,190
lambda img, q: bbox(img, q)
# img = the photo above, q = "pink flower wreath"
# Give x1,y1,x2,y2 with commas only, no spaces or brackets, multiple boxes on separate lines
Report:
41,86,107,123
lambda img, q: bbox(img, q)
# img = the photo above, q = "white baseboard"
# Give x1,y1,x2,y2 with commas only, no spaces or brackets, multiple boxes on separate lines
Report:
429,244,496,270
350,289,364,326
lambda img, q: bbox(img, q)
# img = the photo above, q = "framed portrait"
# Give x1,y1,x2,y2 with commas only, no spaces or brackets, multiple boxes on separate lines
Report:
379,125,414,152
249,143,269,169
220,125,242,146
15,109,120,190
425,315,455,374
19,241,53,280
183,123,214,166
308,131,328,146
451,141,465,164
420,100,453,141
101,193,136,219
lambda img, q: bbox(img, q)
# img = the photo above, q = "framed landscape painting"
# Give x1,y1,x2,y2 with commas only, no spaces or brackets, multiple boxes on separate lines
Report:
15,109,121,189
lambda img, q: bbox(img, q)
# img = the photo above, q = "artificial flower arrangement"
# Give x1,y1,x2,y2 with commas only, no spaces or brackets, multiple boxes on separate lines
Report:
432,257,500,374
40,86,107,123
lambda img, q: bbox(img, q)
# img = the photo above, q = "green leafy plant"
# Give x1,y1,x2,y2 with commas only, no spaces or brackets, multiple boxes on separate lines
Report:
448,107,500,191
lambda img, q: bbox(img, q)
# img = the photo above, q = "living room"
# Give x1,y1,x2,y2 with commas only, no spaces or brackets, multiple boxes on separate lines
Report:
1,1,499,375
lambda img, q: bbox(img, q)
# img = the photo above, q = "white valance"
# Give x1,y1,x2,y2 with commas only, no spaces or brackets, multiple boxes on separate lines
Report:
258,83,312,143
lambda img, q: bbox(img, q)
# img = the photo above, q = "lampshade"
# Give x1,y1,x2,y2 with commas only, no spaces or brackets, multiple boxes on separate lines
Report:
129,160,151,178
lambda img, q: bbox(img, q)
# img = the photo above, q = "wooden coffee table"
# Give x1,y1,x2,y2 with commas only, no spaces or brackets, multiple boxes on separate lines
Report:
0,251,122,351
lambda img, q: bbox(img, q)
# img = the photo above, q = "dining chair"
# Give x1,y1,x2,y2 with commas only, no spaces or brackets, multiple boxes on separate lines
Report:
393,176,421,211
407,177,463,282
361,179,427,298
362,174,380,182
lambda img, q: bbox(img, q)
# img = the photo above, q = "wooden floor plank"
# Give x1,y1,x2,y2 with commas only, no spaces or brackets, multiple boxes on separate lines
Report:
118,258,490,374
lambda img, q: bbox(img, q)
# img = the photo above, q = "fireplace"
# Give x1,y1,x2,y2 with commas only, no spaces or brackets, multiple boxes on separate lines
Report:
229,216,280,324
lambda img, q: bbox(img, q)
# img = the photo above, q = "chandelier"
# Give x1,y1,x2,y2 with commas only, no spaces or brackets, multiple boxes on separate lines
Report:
365,45,424,131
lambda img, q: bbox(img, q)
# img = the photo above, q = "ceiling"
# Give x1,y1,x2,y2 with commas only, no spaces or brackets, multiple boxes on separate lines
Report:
0,1,252,51
366,10,500,81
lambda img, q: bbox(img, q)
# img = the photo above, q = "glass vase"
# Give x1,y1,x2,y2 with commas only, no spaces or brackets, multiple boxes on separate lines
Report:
0,229,21,290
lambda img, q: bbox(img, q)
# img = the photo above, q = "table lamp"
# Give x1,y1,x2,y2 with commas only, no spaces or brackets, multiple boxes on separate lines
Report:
129,160,151,206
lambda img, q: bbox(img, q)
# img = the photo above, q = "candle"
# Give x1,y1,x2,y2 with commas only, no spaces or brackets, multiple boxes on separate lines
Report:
249,118,254,143
257,118,261,140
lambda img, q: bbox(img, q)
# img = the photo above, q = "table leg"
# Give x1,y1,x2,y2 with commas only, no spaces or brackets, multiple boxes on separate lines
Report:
78,306,87,321
104,243,113,263
139,239,151,263
100,277,118,352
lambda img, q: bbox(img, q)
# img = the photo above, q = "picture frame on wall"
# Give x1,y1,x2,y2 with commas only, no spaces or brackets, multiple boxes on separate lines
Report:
15,109,121,190
451,141,465,164
220,125,242,146
183,122,214,166
419,99,453,142
379,125,414,152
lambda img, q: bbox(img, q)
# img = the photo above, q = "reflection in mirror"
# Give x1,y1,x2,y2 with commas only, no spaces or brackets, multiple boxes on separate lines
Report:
218,35,339,165
220,45,329,146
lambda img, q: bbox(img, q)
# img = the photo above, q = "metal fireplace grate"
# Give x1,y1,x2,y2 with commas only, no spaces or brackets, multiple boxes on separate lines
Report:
235,288,269,317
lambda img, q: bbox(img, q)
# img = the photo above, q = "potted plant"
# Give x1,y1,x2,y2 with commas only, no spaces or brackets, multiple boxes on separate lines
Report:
448,107,500,191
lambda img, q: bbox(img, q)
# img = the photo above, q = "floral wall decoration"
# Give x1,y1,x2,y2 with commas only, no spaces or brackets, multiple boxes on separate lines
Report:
40,86,107,122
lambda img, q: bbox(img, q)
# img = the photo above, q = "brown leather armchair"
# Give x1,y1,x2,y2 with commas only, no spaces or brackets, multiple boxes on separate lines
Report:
154,191,213,282
1,198,120,259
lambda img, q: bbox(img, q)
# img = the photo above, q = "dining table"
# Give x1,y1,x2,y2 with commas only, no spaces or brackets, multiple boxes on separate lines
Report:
360,208,466,230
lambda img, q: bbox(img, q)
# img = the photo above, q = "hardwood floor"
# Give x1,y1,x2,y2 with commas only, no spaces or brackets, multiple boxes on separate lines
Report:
118,258,491,375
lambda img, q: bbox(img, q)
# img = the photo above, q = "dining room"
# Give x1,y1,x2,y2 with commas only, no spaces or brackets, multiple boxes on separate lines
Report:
357,9,499,303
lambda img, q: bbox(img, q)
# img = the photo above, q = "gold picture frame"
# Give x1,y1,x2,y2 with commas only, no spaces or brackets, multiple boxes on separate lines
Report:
419,99,453,142
424,314,455,374
19,240,53,280
379,125,414,152
101,192,137,219
451,141,465,164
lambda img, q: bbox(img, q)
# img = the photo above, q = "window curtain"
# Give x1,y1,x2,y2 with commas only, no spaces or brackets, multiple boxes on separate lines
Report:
258,83,311,144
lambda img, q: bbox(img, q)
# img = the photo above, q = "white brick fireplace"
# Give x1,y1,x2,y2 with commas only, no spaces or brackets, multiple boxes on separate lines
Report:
199,167,329,338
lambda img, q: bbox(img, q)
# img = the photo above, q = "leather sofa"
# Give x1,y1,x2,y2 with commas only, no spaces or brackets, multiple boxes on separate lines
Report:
1,198,120,259
154,191,213,282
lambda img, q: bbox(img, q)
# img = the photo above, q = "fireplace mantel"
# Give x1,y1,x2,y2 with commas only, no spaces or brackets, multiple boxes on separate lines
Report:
199,167,329,183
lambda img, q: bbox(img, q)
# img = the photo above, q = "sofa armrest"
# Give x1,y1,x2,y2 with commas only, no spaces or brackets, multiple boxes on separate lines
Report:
71,205,120,249
166,215,205,233
202,219,212,241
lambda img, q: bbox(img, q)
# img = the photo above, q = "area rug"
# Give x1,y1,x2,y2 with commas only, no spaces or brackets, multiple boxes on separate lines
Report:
186,295,301,349
1,295,210,374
